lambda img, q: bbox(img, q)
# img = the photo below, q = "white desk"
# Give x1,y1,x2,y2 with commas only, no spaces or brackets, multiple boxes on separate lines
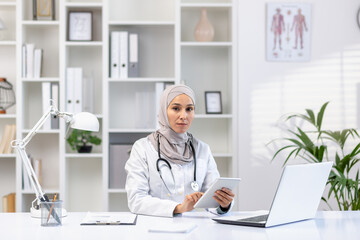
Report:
1,211,359,240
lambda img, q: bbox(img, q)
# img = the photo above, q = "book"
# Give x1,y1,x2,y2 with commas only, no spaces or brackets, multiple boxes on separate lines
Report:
109,144,132,189
32,158,42,186
0,125,11,154
4,124,16,154
128,33,138,78
2,193,16,212
80,212,137,225
22,44,27,78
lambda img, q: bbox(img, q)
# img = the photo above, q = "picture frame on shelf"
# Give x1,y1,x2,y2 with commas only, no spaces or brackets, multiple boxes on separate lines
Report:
33,0,55,20
205,91,222,114
68,12,92,41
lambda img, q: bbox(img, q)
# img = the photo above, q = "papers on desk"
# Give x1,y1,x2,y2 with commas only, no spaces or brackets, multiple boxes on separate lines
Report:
148,223,197,233
80,212,137,225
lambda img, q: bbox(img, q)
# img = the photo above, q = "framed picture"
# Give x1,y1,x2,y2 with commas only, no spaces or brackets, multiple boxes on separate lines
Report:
205,91,222,114
266,3,311,62
33,0,55,20
68,12,92,41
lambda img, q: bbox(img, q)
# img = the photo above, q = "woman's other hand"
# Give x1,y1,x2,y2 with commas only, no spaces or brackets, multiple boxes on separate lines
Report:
213,187,235,209
174,192,203,214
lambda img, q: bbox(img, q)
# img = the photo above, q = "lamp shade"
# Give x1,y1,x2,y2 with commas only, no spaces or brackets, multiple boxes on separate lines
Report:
0,78,16,114
70,112,99,132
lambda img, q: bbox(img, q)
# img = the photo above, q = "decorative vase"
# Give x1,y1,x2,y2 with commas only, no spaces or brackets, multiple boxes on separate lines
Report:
77,145,92,153
194,8,215,42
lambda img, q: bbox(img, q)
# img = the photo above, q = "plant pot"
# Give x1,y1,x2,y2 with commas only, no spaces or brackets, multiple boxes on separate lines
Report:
77,145,92,153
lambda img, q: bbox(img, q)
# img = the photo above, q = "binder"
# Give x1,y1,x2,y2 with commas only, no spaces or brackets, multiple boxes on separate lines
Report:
51,82,59,129
0,125,11,154
34,48,43,79
119,31,128,79
22,44,27,78
26,43,35,79
42,82,51,130
73,68,83,113
66,68,75,112
110,31,120,79
109,144,132,189
66,67,83,113
155,83,165,129
128,33,138,78
4,124,16,154
83,76,94,113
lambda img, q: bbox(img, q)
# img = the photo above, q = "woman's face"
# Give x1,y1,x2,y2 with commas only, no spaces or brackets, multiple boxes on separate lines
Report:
167,94,195,133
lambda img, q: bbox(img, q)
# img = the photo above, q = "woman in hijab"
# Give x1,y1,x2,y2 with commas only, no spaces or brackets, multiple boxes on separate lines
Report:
125,84,235,217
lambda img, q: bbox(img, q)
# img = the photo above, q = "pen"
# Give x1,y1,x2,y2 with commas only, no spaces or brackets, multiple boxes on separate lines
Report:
47,193,57,223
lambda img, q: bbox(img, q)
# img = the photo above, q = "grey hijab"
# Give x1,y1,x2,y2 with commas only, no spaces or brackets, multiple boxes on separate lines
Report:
148,84,198,165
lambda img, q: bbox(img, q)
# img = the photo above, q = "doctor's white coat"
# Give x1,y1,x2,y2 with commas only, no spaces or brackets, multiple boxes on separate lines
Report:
125,137,223,217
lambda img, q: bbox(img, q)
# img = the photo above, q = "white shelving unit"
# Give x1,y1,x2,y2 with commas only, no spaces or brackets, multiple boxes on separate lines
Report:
0,0,17,212
0,0,237,213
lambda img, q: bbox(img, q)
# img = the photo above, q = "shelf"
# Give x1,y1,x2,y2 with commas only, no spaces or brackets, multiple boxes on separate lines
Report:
180,3,232,8
195,114,232,119
109,128,156,133
108,21,175,26
22,20,60,26
65,41,103,47
108,189,127,193
22,77,60,82
0,154,16,158
213,153,233,158
0,41,16,46
0,2,16,7
65,153,103,158
181,42,232,47
108,78,176,83
65,2,103,8
22,129,60,134
21,189,59,194
0,114,16,119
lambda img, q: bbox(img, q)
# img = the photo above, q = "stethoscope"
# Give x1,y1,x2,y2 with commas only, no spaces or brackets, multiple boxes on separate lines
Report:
156,135,199,194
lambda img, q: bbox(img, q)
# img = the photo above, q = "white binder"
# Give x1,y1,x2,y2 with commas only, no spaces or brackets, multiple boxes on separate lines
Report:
128,33,138,78
110,31,120,79
26,43,35,79
42,82,51,130
66,67,83,113
119,31,128,79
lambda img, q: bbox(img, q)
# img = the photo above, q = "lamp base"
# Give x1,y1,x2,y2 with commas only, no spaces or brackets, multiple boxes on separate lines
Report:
30,206,68,218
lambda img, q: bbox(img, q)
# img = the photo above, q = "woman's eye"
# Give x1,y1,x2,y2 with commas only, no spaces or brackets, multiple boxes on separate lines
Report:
187,107,194,112
173,107,179,111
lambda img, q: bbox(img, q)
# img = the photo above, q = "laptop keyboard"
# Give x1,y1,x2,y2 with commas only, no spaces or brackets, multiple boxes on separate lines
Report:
238,214,269,222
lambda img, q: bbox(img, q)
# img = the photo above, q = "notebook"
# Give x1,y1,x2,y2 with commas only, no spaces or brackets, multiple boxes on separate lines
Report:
213,162,333,228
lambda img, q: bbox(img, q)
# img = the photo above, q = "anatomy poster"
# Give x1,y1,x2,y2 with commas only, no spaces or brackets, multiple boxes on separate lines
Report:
266,3,311,62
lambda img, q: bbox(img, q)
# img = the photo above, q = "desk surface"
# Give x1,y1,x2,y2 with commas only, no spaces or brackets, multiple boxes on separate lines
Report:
1,211,359,240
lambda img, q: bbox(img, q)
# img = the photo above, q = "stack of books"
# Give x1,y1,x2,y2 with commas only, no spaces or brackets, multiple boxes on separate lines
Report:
0,124,16,154
2,193,15,212
22,43,43,79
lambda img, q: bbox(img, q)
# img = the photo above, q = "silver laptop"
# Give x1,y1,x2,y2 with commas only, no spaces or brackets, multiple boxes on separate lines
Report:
213,162,333,228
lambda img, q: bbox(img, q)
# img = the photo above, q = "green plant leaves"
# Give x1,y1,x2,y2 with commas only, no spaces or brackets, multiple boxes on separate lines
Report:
270,101,360,210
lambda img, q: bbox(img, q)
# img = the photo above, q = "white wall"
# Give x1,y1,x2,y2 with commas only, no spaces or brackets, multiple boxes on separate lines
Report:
237,0,360,210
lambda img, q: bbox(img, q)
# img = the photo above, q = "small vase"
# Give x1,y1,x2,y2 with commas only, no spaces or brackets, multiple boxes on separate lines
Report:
194,8,215,42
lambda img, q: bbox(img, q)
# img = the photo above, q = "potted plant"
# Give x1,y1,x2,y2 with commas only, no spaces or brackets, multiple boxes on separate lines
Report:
67,129,102,153
269,102,360,210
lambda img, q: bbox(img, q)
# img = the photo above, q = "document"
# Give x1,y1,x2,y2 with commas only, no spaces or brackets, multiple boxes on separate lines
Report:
80,212,137,225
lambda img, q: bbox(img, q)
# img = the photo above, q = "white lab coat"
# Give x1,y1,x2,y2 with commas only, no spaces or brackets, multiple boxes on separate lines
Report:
125,137,224,217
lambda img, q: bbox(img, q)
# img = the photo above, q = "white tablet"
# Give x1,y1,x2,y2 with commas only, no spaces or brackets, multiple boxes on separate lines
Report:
194,177,241,208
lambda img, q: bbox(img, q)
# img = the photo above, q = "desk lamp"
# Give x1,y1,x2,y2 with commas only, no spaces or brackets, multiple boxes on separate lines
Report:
11,100,99,219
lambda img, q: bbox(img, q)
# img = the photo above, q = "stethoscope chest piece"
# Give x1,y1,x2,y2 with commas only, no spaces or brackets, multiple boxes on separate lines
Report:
191,181,199,192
